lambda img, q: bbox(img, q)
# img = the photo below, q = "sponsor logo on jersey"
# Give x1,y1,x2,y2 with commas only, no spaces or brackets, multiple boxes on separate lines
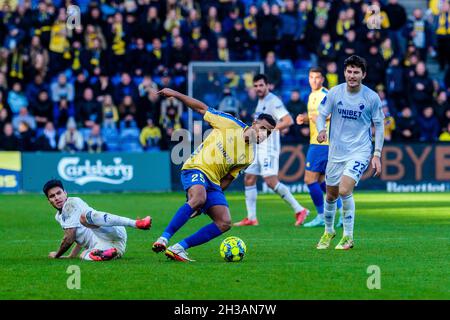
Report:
57,157,133,185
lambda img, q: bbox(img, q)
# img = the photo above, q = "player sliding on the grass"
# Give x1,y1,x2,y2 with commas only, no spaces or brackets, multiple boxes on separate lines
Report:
315,55,384,250
44,179,151,261
152,88,276,262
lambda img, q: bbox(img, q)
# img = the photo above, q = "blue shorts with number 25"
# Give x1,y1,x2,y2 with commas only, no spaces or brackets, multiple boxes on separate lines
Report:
181,169,228,212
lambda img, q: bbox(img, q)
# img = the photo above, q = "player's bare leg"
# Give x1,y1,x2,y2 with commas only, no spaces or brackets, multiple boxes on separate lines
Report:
234,174,259,226
264,175,309,226
154,185,206,253
335,176,356,250
165,205,230,262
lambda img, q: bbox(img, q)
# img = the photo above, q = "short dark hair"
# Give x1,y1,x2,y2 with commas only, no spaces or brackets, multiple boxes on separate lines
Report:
43,179,64,197
256,113,276,127
309,67,325,77
344,55,367,74
253,74,268,84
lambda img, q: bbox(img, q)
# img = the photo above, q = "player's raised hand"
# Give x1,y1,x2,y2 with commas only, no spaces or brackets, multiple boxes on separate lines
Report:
157,88,178,98
317,130,327,143
371,155,382,177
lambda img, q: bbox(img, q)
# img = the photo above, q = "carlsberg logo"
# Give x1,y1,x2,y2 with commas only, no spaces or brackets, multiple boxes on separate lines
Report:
58,157,133,185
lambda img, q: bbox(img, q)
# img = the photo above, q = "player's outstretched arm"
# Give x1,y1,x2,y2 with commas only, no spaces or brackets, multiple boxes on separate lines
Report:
49,228,76,259
157,88,208,115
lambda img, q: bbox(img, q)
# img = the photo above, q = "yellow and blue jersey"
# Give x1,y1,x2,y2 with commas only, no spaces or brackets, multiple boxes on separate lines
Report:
307,87,330,146
182,108,254,186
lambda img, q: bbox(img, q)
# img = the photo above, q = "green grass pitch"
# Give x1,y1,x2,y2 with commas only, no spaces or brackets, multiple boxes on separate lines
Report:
0,192,449,300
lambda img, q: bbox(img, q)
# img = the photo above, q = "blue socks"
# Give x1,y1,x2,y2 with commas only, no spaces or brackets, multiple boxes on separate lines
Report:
308,182,324,215
179,223,223,249
162,203,194,240
320,181,343,209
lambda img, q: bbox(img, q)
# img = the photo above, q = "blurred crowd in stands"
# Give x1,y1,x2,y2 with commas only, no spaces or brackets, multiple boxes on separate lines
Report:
0,0,449,153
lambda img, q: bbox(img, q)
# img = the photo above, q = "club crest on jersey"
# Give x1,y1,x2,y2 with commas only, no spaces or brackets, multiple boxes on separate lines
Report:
359,103,365,110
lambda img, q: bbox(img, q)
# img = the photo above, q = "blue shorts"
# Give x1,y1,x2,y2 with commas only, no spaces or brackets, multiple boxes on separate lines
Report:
181,169,228,213
305,144,329,174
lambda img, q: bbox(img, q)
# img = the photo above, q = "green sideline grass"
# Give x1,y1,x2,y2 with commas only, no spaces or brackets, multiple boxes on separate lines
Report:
0,192,449,299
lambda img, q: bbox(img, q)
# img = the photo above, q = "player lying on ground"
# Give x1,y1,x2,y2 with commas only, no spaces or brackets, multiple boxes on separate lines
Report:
152,88,276,262
44,179,151,261
316,55,384,250
234,74,310,227
296,67,343,228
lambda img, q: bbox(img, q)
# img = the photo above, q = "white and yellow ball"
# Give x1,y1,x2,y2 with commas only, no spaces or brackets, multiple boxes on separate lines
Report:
220,236,246,262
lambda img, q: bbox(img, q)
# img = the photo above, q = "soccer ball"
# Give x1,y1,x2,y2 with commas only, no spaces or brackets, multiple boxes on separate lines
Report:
220,236,246,262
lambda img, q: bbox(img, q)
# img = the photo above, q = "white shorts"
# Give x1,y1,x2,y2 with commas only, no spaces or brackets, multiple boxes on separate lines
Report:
325,157,370,187
82,226,127,259
245,149,279,177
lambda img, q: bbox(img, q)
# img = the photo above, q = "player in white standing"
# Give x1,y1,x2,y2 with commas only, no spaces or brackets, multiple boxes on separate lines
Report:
234,74,309,227
44,179,151,261
315,55,384,250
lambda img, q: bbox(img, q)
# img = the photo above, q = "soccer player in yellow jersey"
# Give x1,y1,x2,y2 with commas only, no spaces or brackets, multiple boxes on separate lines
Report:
152,88,276,262
296,67,343,228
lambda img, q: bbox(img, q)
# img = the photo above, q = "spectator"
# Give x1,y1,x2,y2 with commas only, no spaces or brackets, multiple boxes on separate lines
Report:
50,73,74,103
257,2,281,59
434,0,450,71
0,123,19,151
243,5,258,40
160,97,182,139
365,45,386,90
85,124,106,153
114,72,138,105
286,89,307,117
128,37,152,76
119,95,137,123
191,38,216,61
0,107,10,134
384,0,408,55
407,8,432,61
101,95,119,129
77,87,102,128
395,106,419,142
35,121,58,151
218,87,241,117
17,121,34,151
242,87,257,114
418,106,440,142
325,61,339,89
386,57,407,112
409,61,434,111
383,106,396,142
264,51,282,92
279,0,301,62
12,107,36,132
93,73,114,101
168,36,190,71
216,37,230,62
53,98,75,130
7,82,28,115
139,6,164,43
139,118,162,151
25,74,48,108
227,19,252,61
73,71,90,105
58,117,84,152
137,78,160,128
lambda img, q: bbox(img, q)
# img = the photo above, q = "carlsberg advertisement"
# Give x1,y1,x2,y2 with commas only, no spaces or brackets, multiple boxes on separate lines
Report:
22,153,171,192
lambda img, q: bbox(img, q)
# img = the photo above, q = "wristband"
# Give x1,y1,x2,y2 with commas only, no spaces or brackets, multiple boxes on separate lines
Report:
373,150,381,157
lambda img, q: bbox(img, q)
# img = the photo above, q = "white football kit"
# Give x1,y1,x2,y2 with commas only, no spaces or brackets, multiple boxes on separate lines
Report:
55,197,127,259
317,84,385,186
245,92,289,177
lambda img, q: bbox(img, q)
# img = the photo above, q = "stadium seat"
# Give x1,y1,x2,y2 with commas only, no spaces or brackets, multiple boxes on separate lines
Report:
277,59,294,73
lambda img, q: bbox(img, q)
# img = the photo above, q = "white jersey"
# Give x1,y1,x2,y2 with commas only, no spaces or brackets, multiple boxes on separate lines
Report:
55,197,96,249
318,83,384,162
253,92,289,154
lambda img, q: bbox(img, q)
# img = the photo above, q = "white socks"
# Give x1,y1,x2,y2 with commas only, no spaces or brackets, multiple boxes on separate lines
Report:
324,199,337,234
245,185,258,220
85,210,136,228
274,182,303,213
341,194,355,238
